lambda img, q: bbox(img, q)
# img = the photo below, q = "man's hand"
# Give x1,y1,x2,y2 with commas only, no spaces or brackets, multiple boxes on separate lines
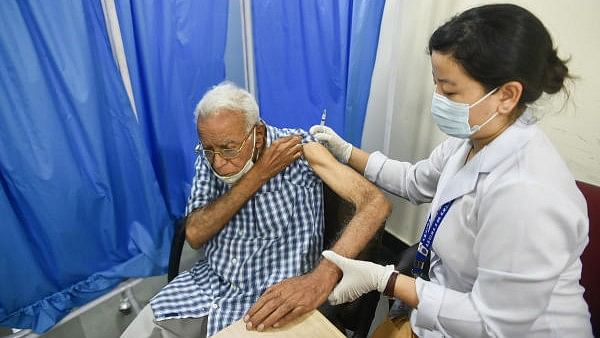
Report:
253,135,303,182
243,267,337,331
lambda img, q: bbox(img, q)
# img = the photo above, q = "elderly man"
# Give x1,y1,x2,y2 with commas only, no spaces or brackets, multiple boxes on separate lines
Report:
121,82,391,337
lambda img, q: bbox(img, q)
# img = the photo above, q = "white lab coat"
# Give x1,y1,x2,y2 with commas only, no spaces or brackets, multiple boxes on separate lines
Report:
364,111,593,337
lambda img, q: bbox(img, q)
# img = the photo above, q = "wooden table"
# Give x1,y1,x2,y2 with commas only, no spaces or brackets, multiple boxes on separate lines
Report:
213,310,346,337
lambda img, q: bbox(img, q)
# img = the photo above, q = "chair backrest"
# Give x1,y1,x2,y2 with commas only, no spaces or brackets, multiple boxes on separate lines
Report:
168,217,187,282
576,180,599,337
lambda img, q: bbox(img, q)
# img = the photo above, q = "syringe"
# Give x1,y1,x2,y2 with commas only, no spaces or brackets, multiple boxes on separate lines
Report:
320,109,327,126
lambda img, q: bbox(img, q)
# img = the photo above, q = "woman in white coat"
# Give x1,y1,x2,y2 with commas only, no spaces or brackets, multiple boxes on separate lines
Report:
311,4,592,338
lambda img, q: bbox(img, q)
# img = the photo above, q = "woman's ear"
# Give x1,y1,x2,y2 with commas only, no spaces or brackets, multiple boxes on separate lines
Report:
497,81,523,115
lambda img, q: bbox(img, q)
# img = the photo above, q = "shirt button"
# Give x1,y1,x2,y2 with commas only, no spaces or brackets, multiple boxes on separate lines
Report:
232,258,238,264
212,303,219,310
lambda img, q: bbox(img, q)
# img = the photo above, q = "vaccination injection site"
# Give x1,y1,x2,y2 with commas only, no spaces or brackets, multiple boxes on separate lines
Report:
2,0,599,337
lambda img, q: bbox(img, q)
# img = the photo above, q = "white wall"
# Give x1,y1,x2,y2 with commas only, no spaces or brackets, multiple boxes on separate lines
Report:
363,0,600,244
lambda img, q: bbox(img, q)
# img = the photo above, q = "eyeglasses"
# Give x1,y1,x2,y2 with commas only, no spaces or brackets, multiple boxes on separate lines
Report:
196,126,255,163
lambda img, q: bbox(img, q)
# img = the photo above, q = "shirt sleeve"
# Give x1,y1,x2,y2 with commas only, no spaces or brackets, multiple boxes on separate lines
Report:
184,155,220,216
363,138,461,203
277,127,321,188
414,180,587,337
281,127,317,147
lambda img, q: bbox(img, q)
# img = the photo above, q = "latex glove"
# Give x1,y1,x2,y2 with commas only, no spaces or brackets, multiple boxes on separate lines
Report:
322,250,395,305
308,125,352,163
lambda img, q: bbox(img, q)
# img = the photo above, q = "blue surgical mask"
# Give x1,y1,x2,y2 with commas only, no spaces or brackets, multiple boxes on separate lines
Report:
431,88,498,138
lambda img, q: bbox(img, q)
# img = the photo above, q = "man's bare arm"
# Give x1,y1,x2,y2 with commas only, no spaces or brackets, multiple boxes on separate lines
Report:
185,136,302,249
304,142,392,257
245,142,392,331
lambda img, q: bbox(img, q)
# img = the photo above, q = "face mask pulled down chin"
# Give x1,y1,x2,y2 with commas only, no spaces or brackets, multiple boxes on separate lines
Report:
431,88,498,138
211,128,256,185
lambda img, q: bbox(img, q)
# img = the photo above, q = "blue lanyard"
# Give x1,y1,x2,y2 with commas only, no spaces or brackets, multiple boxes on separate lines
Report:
412,200,455,278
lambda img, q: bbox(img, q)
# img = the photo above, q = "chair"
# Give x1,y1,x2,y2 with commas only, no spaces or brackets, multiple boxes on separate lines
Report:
167,184,388,337
576,180,599,337
168,217,187,282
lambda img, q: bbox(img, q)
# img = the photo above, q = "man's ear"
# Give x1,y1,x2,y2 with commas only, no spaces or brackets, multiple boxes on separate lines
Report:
196,118,204,140
497,81,523,116
255,122,266,150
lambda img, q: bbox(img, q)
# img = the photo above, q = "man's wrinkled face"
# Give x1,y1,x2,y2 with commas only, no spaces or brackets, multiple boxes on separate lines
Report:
198,110,255,176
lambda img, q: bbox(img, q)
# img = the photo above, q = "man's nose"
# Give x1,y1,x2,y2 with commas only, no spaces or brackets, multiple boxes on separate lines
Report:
212,153,228,168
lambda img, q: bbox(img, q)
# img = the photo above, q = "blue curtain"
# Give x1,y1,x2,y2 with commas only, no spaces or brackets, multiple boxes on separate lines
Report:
251,0,385,146
115,0,229,219
0,1,172,333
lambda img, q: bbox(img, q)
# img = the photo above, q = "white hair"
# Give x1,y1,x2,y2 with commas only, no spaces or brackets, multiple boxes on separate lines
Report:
194,81,259,132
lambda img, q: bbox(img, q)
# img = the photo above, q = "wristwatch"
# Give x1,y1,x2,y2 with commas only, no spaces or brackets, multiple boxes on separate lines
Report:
383,271,399,297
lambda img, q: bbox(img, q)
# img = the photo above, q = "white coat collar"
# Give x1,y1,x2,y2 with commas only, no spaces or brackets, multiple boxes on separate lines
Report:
435,110,538,207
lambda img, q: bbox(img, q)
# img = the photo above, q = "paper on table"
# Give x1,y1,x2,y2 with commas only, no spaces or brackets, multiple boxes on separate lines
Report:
213,310,345,337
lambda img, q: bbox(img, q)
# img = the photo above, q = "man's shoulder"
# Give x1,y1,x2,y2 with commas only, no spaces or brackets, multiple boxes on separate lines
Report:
264,123,319,175
265,124,316,144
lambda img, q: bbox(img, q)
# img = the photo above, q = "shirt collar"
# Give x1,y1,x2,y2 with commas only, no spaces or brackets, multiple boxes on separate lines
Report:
478,109,537,173
435,109,537,207
264,121,275,148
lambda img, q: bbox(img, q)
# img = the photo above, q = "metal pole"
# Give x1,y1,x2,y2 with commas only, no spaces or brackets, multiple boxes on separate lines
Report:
240,0,258,100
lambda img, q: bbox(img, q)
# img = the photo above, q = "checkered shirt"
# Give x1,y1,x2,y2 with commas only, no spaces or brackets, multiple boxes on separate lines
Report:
150,124,324,336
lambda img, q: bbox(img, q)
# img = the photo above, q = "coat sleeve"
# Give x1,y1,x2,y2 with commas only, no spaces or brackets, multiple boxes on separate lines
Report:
363,138,462,204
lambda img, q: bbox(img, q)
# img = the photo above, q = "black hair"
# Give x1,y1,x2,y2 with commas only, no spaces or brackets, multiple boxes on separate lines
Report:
428,4,570,109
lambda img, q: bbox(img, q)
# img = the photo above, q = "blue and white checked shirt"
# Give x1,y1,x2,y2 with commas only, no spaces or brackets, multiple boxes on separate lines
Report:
150,124,324,336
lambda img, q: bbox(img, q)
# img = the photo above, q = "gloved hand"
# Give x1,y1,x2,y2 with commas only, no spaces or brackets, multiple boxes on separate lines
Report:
322,250,395,305
309,125,352,163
